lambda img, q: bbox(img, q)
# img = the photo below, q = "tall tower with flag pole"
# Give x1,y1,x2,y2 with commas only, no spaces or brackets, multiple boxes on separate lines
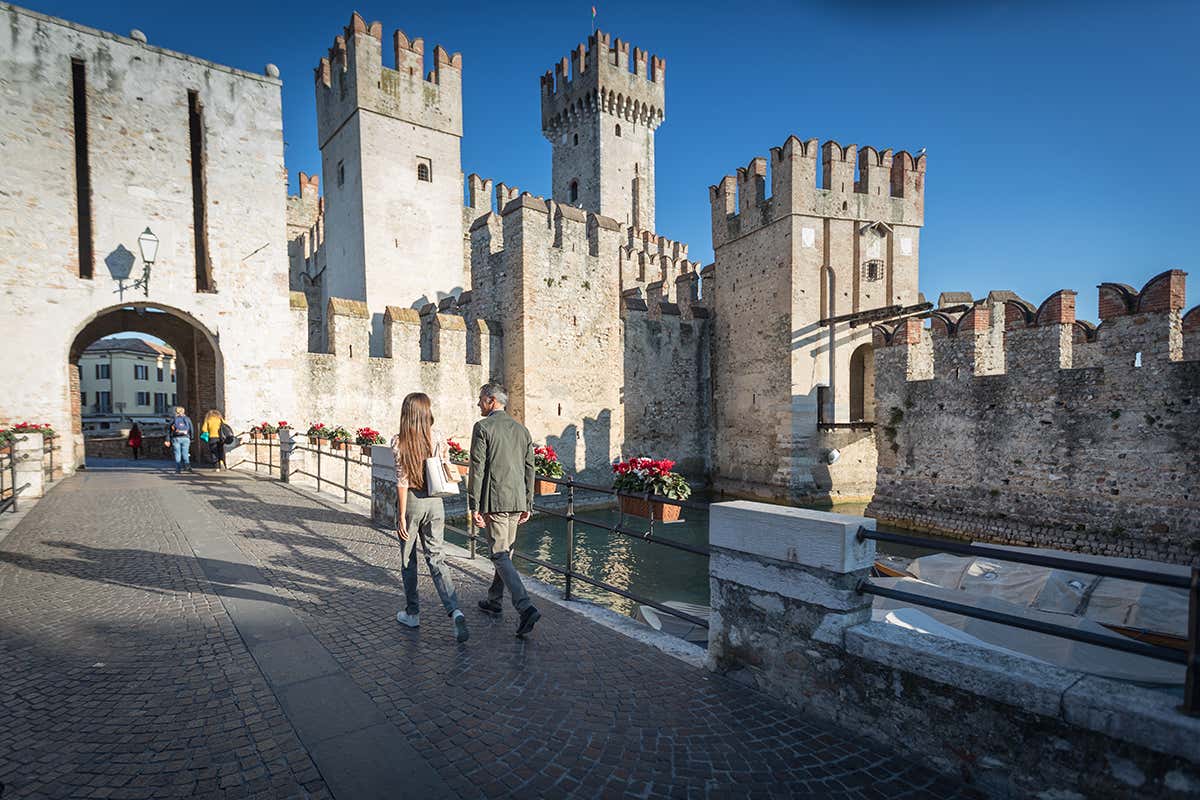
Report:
540,30,665,230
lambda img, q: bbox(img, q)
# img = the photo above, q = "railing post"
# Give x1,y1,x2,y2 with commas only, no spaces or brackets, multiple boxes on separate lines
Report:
343,449,349,503
468,511,477,559
254,436,259,472
316,443,322,494
1185,566,1199,716
564,477,575,601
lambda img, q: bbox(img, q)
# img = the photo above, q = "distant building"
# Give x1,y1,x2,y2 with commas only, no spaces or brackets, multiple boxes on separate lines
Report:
78,338,177,431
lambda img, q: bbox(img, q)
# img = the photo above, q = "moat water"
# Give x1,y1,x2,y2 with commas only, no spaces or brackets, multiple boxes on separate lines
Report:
445,493,950,622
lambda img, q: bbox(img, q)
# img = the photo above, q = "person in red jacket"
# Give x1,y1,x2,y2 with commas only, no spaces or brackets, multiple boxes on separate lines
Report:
127,423,142,460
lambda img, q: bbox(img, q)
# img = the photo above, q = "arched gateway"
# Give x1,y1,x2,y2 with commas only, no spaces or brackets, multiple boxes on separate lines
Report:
67,304,224,467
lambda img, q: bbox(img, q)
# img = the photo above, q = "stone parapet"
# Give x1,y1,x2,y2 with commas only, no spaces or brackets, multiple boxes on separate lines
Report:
707,501,1200,798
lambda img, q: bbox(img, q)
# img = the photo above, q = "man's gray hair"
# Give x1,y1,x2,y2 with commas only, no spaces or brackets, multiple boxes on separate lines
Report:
480,382,507,407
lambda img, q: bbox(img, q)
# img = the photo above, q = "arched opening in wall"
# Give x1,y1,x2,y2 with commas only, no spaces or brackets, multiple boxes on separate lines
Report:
569,180,579,204
68,303,223,468
615,124,621,137
849,342,875,423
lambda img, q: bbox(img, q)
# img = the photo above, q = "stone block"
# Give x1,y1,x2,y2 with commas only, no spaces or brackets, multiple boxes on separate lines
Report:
14,432,45,499
709,501,875,573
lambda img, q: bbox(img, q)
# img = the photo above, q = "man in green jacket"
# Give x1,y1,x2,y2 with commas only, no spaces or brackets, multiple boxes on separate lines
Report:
469,383,541,636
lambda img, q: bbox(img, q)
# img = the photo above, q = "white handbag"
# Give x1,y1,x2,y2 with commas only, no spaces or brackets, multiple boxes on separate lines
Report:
425,456,459,498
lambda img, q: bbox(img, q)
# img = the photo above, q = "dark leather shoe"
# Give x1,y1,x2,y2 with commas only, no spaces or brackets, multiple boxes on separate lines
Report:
477,599,502,615
516,606,541,637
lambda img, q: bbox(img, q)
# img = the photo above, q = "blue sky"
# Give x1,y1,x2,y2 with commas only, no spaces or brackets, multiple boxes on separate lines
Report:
26,0,1198,320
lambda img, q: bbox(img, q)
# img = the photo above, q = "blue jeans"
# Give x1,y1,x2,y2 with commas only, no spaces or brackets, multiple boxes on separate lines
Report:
172,436,191,472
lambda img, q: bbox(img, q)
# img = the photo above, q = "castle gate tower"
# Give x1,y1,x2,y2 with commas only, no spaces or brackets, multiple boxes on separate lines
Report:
541,32,664,230
315,14,465,352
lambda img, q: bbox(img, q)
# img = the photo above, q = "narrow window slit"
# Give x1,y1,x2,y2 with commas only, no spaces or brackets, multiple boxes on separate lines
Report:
188,90,213,292
71,59,94,279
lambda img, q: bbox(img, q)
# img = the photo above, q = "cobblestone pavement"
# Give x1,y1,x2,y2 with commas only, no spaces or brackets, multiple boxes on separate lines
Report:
0,467,979,799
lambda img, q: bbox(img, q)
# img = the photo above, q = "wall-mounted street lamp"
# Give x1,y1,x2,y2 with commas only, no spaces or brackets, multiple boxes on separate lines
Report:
135,228,159,297
106,228,159,300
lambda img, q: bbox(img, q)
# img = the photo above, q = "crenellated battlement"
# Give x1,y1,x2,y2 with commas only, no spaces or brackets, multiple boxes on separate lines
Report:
619,226,702,301
874,271,1194,385
871,269,1199,566
709,135,925,247
540,29,665,138
309,295,500,370
315,12,462,147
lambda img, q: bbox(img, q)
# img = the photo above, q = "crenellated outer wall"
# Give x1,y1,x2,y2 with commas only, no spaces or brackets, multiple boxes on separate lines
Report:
869,271,1200,565
291,296,501,444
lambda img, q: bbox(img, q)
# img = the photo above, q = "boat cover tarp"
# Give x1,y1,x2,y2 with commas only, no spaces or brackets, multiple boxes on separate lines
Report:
871,577,1184,685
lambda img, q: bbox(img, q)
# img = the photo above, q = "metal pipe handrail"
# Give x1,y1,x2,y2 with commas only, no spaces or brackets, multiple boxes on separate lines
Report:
445,520,709,629
0,482,30,514
858,527,1191,589
858,579,1185,665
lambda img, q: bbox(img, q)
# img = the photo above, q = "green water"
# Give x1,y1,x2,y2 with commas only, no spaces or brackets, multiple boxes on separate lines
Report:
446,497,943,620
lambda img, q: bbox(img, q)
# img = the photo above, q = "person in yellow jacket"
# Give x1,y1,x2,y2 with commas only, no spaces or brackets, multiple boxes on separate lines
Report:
201,409,227,470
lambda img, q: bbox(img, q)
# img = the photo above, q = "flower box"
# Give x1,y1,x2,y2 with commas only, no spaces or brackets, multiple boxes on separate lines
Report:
536,478,558,496
315,437,330,448
618,495,682,522
331,440,349,451
452,462,469,478
264,433,277,440
360,445,373,457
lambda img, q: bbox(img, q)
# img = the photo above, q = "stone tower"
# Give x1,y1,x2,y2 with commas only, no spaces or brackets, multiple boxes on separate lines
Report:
315,13,464,352
708,137,926,502
541,31,664,230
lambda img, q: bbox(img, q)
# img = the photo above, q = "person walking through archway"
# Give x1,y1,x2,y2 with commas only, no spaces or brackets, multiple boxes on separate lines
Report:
168,406,194,474
391,392,469,643
201,409,228,470
127,422,142,460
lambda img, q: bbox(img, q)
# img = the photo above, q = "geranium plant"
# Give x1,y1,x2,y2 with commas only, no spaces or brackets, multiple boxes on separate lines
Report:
447,438,468,465
534,445,564,478
258,421,279,435
306,422,328,439
611,457,691,501
277,421,292,431
13,422,55,439
355,427,384,446
327,426,352,443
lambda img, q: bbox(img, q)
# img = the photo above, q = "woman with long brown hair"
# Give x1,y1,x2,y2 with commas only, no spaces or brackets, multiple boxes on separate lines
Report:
390,392,469,642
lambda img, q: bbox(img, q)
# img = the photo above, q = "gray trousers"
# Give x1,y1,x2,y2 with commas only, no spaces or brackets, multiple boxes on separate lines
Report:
399,491,460,617
484,512,531,612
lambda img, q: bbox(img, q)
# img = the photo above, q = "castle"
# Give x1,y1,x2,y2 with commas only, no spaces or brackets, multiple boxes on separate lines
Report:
1,4,1196,561
284,12,926,495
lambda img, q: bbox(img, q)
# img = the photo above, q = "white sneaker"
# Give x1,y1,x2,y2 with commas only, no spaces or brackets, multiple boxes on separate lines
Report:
395,611,420,628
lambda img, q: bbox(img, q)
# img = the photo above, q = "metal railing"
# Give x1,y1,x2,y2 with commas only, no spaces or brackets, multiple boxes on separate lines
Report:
288,439,371,504
856,527,1199,715
0,435,28,514
42,437,55,483
451,475,711,629
234,433,372,504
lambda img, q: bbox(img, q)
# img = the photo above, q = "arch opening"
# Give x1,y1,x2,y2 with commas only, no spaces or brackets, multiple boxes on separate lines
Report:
68,303,223,467
849,342,875,423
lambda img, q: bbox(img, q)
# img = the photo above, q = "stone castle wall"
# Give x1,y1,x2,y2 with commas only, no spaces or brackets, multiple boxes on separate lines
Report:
868,270,1200,565
290,295,499,445
0,4,298,473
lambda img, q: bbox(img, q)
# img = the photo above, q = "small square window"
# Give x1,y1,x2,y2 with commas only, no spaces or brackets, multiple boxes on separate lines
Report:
416,157,432,182
863,260,884,282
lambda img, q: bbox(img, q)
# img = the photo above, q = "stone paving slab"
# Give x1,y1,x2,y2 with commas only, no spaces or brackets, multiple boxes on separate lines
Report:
0,467,981,799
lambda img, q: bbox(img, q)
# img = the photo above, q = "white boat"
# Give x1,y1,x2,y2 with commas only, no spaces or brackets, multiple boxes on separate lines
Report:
871,547,1189,685
636,601,710,645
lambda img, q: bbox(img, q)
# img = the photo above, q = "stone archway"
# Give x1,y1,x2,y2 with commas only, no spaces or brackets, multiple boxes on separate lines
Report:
68,303,223,465
849,342,875,424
